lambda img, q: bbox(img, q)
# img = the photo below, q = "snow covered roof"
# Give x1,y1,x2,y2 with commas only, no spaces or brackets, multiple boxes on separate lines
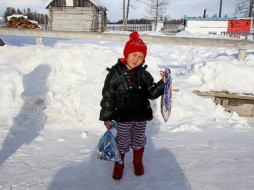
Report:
45,0,106,9
45,0,53,8
7,14,28,21
90,0,106,8
185,17,237,21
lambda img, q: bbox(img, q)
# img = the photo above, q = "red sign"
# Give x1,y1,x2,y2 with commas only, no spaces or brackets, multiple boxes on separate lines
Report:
227,20,251,33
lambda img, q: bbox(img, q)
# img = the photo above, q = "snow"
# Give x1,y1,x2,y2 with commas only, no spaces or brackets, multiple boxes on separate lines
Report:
7,14,28,21
6,14,39,25
90,0,106,8
0,31,254,190
45,0,53,8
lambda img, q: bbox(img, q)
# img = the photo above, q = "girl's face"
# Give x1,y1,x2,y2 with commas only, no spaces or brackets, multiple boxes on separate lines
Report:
125,52,144,70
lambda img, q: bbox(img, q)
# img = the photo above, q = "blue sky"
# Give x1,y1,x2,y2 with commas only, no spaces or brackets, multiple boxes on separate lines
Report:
104,0,236,21
0,0,236,22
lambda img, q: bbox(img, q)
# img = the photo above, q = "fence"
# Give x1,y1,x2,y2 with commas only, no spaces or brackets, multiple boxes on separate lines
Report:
106,24,179,33
0,27,254,61
221,31,254,40
106,24,152,31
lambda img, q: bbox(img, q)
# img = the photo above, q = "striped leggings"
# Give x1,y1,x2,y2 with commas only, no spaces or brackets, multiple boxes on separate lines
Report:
115,121,147,153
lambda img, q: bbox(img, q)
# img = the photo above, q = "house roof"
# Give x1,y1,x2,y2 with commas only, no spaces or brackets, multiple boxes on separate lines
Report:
90,0,106,8
45,0,53,8
45,0,106,9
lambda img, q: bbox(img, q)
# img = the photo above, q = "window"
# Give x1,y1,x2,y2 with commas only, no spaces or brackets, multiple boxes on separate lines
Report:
74,0,90,7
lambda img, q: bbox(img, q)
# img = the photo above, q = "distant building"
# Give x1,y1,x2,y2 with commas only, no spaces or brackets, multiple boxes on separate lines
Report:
184,17,236,35
46,0,107,32
151,21,164,32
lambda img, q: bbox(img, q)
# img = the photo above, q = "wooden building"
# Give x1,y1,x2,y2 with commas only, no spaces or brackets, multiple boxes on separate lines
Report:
46,0,107,32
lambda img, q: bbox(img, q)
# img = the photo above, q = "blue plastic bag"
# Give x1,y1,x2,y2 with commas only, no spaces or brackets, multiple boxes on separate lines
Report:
97,121,122,164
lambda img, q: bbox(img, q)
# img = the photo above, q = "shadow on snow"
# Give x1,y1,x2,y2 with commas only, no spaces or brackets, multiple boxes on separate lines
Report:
0,64,51,165
47,100,192,190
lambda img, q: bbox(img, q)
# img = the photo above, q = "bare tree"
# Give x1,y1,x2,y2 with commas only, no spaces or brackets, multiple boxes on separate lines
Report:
126,0,131,28
123,0,126,29
122,0,131,30
146,0,170,31
122,0,151,30
234,0,254,17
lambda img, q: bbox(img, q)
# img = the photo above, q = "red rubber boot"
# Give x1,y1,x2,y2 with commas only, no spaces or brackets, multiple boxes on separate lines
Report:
133,147,144,176
112,153,125,180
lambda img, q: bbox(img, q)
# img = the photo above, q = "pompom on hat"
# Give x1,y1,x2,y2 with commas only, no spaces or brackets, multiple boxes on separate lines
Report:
123,31,147,63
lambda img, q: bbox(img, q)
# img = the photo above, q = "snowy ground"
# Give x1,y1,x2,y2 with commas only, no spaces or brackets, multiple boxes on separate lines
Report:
0,31,254,190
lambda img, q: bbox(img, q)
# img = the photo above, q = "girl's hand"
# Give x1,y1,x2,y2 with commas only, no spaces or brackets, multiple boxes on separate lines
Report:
104,120,111,130
160,68,169,84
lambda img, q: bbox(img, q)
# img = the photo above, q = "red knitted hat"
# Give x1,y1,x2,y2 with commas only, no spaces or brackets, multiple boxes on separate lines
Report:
123,31,147,62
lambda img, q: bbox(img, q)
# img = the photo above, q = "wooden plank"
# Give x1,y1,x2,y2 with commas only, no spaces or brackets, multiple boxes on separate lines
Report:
52,14,92,20
53,20,91,24
51,7,93,13
193,90,254,101
215,97,222,105
52,25,91,30
222,99,229,107
52,17,92,21
52,25,91,29
52,27,91,31
238,49,247,61
193,90,254,117
53,11,92,15
225,104,254,117
52,22,92,26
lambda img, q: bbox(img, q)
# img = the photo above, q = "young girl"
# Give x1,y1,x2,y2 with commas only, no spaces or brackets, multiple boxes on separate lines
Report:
99,31,167,180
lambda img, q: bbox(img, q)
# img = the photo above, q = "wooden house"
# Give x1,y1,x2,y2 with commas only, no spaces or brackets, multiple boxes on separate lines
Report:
46,0,107,32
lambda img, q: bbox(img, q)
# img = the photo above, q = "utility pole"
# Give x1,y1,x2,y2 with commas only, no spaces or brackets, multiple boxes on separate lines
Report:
155,0,159,31
219,0,222,17
249,0,254,17
203,9,206,18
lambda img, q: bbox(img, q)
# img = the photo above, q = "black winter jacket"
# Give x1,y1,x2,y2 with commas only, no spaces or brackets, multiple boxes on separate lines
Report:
99,59,164,122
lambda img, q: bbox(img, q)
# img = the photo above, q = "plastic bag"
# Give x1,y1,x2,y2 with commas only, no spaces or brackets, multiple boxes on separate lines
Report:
97,121,122,164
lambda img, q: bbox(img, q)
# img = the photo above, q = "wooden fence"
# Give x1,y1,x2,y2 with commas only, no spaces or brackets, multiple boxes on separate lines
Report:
106,24,152,31
1,27,254,61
